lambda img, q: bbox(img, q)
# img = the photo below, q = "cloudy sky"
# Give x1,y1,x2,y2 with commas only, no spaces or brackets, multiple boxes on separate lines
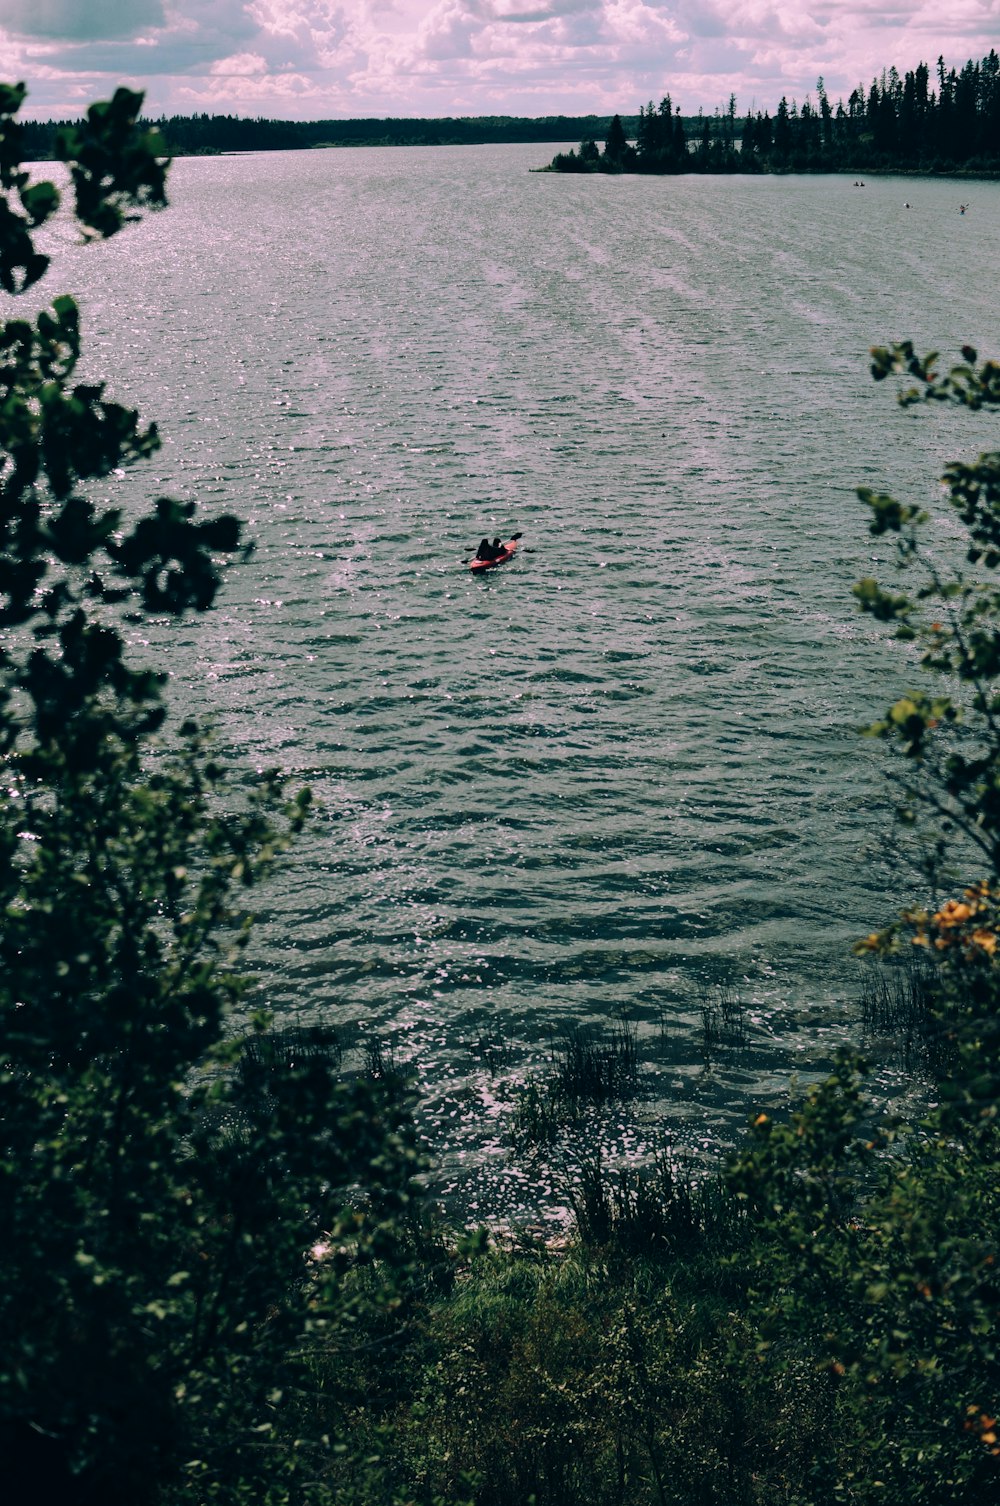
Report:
1,0,998,122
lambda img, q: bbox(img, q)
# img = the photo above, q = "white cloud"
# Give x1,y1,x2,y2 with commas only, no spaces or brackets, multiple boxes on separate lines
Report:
3,0,1000,119
179,67,319,102
209,50,268,73
416,0,481,60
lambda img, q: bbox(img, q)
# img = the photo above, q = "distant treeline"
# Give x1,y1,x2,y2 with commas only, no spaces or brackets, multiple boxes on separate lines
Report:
551,52,1000,176
20,52,1000,175
19,112,645,159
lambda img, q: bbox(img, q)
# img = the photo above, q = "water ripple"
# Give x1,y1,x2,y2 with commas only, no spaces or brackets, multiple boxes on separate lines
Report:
46,148,1000,1217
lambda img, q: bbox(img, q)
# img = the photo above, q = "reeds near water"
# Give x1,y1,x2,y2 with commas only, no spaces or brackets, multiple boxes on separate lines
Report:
510,1018,639,1148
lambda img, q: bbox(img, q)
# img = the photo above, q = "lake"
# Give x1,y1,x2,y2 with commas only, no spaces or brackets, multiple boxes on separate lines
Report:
37,145,1000,1222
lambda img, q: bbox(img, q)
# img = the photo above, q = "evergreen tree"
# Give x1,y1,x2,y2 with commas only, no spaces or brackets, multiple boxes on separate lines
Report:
800,95,820,157
672,104,687,160
955,58,980,153
773,95,792,158
635,100,657,161
603,112,628,166
741,111,757,159
725,92,737,152
817,75,833,150
983,50,1000,156
874,81,898,154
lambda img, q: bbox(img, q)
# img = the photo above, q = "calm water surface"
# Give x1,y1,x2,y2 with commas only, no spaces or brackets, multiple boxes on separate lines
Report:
39,147,1000,1219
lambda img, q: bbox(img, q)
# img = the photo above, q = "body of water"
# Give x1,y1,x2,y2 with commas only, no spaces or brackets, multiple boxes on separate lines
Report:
37,147,1000,1219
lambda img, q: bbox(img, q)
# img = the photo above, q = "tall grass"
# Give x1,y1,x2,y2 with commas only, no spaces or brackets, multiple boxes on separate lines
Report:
553,1018,639,1102
509,1018,640,1149
363,1032,410,1094
471,1024,514,1077
568,1149,745,1258
235,1022,342,1097
858,955,949,1073
699,984,748,1056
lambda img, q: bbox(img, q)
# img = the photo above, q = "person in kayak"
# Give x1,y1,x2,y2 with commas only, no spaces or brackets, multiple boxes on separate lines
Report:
475,537,506,561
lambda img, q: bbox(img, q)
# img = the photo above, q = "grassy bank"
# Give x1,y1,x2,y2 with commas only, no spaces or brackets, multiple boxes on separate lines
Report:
286,965,1000,1506
303,1083,1000,1505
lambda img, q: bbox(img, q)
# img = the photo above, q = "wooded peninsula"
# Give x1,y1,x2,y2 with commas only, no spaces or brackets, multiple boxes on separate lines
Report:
551,51,1000,176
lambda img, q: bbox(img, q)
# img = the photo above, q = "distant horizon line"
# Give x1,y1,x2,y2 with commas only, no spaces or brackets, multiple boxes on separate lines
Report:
22,108,644,125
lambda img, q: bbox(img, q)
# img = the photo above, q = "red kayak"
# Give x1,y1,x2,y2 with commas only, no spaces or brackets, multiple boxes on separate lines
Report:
470,537,519,572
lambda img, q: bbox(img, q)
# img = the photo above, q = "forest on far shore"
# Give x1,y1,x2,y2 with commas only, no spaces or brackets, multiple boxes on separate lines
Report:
15,50,1000,176
18,112,639,158
553,52,1000,176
